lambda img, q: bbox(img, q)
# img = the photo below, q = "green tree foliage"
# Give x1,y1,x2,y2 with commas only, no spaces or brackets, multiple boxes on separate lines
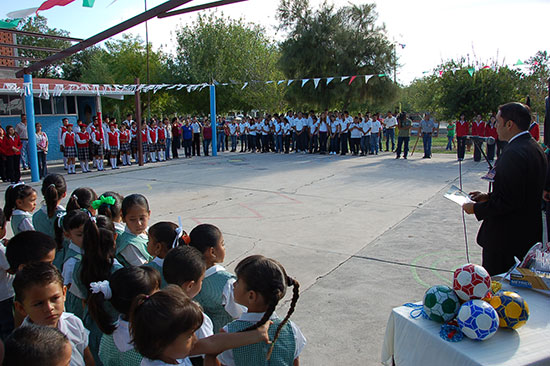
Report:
524,51,549,116
401,58,528,120
277,0,398,112
16,15,71,78
170,13,285,114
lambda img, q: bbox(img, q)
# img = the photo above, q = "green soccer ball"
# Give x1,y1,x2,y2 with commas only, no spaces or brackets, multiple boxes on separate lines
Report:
423,285,461,323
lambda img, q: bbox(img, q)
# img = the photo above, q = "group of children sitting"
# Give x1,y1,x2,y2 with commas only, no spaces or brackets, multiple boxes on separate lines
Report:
0,174,305,366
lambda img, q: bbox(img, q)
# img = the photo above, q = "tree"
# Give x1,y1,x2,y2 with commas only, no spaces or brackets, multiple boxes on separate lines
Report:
15,15,72,78
525,51,549,116
169,13,286,114
277,1,398,112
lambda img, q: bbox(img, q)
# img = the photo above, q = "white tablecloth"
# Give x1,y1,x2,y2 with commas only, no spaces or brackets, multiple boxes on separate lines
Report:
381,284,550,366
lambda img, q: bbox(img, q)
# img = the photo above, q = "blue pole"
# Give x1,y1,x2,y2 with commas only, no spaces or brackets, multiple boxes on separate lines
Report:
210,84,217,156
23,74,40,182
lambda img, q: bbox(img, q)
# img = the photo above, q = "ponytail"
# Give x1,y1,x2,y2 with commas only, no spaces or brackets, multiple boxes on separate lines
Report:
66,187,98,213
267,276,300,360
3,184,35,221
41,174,67,218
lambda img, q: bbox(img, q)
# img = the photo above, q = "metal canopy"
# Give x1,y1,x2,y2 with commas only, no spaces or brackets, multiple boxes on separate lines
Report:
15,0,248,78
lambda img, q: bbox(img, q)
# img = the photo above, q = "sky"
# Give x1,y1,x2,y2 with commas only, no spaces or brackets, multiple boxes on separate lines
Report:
4,0,549,84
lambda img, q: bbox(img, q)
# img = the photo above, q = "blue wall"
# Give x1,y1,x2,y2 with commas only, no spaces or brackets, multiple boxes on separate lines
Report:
1,115,78,161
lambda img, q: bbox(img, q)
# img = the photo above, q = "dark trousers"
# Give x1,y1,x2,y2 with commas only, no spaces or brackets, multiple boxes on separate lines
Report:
37,151,47,178
247,135,254,151
472,137,483,162
457,136,467,160
0,157,7,181
192,133,201,156
482,248,517,276
6,154,21,183
297,132,307,151
486,143,495,162
329,135,339,153
172,136,180,158
350,138,361,155
283,135,291,153
256,135,262,151
203,139,211,156
261,135,269,152
395,136,410,158
340,133,349,154
183,139,192,157
319,132,328,153
309,134,318,153
0,297,14,341
240,135,247,151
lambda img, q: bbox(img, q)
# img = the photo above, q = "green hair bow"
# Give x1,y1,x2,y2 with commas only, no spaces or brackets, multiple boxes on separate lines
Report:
91,195,116,210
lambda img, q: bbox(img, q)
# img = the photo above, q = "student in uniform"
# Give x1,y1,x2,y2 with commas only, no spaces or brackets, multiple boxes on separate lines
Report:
229,120,238,152
248,119,257,153
192,118,202,156
456,114,470,161
130,121,138,162
62,124,77,174
141,122,151,163
76,123,91,173
148,121,158,163
349,117,362,155
239,119,248,153
339,113,349,156
360,113,372,156
246,117,254,152
308,115,319,154
318,112,329,154
119,124,132,166
91,121,106,171
58,118,70,170
107,123,120,170
329,114,339,155
4,184,37,235
116,194,153,267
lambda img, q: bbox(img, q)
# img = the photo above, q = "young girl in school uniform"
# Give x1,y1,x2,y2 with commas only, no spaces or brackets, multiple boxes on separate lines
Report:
217,255,306,366
119,124,132,166
91,123,106,171
141,123,151,163
90,266,161,366
95,191,125,235
66,187,98,215
4,183,37,235
116,194,153,267
189,224,244,334
148,122,158,163
32,174,67,268
55,210,90,319
62,124,78,174
107,123,120,170
146,221,189,288
76,123,91,173
129,285,272,366
75,215,124,365
157,122,167,161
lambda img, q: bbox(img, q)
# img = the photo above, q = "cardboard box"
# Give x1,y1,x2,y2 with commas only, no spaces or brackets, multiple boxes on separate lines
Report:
509,267,550,294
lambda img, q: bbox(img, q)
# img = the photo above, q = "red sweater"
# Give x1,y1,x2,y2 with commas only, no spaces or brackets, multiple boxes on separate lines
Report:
3,135,22,156
456,121,469,137
484,123,498,139
471,121,485,137
77,132,90,148
529,122,540,142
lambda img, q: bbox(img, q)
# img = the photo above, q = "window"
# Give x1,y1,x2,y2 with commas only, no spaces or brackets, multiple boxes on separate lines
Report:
33,97,41,115
66,96,76,114
8,95,22,115
40,98,52,115
0,95,8,115
53,96,65,114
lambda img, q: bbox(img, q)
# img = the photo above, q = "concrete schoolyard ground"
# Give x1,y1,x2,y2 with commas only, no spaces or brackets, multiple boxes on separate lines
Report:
8,150,491,365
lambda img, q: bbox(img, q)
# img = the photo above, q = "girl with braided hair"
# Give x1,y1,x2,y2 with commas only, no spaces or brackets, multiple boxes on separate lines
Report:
217,255,306,366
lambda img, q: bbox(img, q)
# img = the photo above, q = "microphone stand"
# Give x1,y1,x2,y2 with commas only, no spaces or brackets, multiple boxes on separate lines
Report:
471,137,494,193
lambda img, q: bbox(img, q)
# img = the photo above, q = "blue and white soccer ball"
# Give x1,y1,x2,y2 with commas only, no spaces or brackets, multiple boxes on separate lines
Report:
457,299,499,341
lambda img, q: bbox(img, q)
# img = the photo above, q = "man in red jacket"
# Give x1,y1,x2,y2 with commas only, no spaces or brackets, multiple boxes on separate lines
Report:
4,125,22,183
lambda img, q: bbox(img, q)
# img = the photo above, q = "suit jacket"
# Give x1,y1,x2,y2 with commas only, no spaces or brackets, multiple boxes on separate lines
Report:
474,132,547,260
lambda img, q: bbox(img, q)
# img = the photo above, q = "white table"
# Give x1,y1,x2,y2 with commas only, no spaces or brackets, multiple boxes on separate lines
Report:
381,284,550,366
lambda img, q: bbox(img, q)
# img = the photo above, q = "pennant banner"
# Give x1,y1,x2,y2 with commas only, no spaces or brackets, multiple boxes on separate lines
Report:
341,76,350,82
82,0,95,7
37,0,77,13
7,7,39,18
348,76,357,85
326,77,334,85
241,82,248,90
287,80,294,86
467,68,475,77
0,19,21,29
301,79,309,87
364,75,373,84
39,84,49,99
313,78,321,88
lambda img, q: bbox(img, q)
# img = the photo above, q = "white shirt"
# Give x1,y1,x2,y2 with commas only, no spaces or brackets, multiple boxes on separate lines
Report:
12,209,34,232
295,118,305,132
204,265,246,319
120,227,150,267
330,121,339,134
113,317,134,352
319,120,328,133
384,116,397,129
191,122,201,133
350,122,362,138
339,119,349,133
229,124,237,135
309,121,319,134
508,130,530,144
23,313,89,366
141,358,192,366
362,120,372,136
0,243,14,302
248,124,257,136
371,120,382,134
238,123,247,134
288,116,296,128
283,123,291,135
217,312,306,366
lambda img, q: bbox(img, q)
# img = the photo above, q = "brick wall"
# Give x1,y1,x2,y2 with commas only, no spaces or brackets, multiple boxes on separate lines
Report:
0,31,15,67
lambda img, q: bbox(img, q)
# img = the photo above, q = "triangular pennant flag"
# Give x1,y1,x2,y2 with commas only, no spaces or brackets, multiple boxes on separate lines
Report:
277,80,285,85
378,73,386,77
481,66,490,70
341,76,350,82
348,76,357,85
265,80,274,84
467,68,475,77
241,82,248,90
212,80,219,86
0,19,21,29
287,80,294,86
515,59,524,66
39,84,50,99
82,0,95,7
37,0,77,13
438,70,443,77
326,77,334,85
364,75,374,84
7,7,39,18
301,79,309,87
313,78,321,88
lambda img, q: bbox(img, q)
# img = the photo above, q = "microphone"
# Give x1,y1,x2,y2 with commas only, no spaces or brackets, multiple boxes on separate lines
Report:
465,135,496,145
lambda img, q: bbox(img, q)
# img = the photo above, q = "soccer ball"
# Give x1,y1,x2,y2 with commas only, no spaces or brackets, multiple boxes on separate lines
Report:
423,285,460,323
489,291,529,329
457,299,499,340
453,264,491,301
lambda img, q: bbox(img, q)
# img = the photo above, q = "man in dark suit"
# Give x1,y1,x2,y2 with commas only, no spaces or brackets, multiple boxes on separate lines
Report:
463,102,548,275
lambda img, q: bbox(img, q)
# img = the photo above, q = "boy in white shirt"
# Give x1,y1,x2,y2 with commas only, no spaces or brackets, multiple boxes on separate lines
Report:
370,114,382,155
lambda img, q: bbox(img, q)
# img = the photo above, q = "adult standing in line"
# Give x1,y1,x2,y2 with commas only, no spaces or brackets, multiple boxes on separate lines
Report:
216,116,226,153
164,118,172,160
420,113,436,159
229,119,239,152
318,112,329,155
58,117,69,170
248,118,257,153
463,102,547,275
239,117,248,153
370,115,381,155
395,112,412,159
171,117,180,159
360,113,372,156
384,111,397,152
15,114,28,170
35,123,49,179
339,113,349,156
308,115,319,154
182,119,193,158
274,116,283,153
294,112,305,153
456,114,469,161
202,119,213,156
191,117,201,156
282,117,291,154
329,114,340,155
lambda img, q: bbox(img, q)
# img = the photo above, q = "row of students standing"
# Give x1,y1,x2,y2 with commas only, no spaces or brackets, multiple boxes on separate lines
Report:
0,174,305,366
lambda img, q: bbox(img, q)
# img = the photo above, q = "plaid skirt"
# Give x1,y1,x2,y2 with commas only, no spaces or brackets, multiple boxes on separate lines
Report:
131,139,138,151
141,142,149,153
108,146,118,156
120,142,130,153
92,144,104,157
77,146,89,161
64,146,77,158
156,141,165,150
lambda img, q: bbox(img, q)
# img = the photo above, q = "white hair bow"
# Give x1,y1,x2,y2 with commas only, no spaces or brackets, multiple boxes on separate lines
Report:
90,280,112,300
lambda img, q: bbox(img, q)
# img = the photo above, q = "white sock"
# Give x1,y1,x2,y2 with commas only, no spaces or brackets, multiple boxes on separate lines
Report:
150,152,156,162
99,159,104,170
127,155,132,165
64,157,68,169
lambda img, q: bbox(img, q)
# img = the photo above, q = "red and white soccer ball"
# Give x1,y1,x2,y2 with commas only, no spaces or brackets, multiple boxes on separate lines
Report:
453,264,491,301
